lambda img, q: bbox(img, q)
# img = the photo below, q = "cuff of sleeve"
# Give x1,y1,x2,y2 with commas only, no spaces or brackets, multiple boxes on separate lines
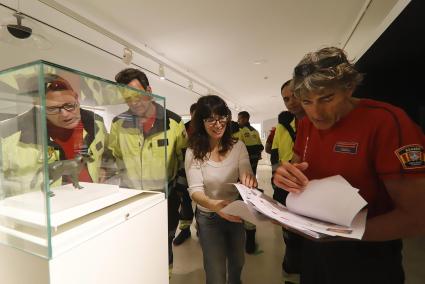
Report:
188,186,204,198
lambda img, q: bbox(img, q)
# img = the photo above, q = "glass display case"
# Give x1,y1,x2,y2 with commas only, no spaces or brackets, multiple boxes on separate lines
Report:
0,60,167,259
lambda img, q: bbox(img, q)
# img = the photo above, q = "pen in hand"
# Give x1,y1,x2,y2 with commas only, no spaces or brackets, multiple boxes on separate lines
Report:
302,136,309,162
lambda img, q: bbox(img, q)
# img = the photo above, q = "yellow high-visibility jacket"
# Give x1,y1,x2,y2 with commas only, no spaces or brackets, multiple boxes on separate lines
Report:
238,124,264,161
108,103,188,191
1,108,108,198
271,118,296,172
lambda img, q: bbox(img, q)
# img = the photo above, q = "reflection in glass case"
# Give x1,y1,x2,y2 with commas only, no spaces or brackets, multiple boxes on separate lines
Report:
0,60,167,259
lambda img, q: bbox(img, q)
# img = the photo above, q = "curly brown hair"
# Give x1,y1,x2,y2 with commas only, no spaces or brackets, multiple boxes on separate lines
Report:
189,95,236,161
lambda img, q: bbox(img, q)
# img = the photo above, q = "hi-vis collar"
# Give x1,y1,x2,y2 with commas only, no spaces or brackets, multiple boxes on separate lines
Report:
395,144,425,170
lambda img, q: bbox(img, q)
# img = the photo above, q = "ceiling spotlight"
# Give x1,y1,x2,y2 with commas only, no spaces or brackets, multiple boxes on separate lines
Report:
253,59,267,65
122,47,133,65
159,65,165,80
7,12,31,39
188,80,193,91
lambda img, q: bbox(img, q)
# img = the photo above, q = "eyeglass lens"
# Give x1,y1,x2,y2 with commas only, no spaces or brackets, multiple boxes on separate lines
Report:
46,103,78,114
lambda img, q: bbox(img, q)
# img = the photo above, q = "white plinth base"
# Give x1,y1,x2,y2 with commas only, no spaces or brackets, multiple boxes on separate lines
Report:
0,194,169,284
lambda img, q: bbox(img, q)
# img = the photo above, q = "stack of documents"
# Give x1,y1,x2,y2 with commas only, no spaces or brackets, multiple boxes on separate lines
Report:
221,175,368,239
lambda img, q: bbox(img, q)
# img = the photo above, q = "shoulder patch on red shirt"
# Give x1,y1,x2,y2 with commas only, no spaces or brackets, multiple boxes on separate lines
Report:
333,142,358,154
395,144,425,169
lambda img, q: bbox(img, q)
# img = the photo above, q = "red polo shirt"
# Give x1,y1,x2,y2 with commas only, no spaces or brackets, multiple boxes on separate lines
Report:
48,121,92,183
294,99,425,217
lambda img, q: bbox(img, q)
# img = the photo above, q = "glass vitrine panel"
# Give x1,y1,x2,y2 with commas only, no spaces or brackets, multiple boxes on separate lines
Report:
0,60,167,258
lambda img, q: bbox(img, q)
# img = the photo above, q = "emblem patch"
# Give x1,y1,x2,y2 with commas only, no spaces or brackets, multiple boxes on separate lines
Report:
395,144,425,169
333,142,358,154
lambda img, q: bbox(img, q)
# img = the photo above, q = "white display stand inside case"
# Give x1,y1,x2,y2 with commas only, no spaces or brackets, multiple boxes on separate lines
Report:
0,61,169,284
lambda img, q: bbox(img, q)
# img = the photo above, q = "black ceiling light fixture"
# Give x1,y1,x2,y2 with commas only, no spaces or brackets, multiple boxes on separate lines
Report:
0,8,53,49
7,12,32,39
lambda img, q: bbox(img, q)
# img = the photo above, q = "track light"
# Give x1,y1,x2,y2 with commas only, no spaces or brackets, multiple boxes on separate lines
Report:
159,64,165,80
188,80,193,91
122,47,133,65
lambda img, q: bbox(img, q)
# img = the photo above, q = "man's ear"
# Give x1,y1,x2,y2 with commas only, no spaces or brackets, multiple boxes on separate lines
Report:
146,86,152,94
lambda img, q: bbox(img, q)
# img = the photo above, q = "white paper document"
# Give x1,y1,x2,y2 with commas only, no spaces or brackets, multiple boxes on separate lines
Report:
220,200,269,226
286,175,367,227
224,176,368,239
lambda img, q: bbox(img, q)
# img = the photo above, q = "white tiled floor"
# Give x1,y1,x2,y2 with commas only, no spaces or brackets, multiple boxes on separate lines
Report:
171,163,425,284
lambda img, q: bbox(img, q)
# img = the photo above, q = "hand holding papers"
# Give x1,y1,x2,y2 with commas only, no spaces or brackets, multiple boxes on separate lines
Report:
222,175,368,239
286,175,366,227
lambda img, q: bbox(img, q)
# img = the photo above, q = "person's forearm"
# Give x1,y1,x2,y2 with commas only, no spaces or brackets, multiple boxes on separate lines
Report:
363,209,425,241
191,191,219,211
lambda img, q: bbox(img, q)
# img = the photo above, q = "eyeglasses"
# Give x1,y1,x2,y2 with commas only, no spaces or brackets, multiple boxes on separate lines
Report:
45,102,79,114
204,116,228,126
294,56,345,77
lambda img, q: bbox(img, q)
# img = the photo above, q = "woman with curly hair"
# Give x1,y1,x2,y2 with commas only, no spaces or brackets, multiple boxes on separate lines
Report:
185,95,257,284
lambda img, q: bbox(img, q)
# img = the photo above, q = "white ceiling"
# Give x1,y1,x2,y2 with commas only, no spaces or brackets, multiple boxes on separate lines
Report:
0,0,408,123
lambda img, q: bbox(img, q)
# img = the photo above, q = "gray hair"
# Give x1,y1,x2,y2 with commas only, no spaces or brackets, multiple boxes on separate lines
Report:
292,47,363,98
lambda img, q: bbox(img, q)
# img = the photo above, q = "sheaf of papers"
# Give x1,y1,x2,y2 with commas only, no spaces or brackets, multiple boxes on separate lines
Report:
286,175,367,227
220,200,269,225
226,176,368,239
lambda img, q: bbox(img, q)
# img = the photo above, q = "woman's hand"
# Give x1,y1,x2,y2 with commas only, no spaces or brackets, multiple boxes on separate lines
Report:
240,173,258,188
273,161,309,193
217,211,243,223
210,199,242,223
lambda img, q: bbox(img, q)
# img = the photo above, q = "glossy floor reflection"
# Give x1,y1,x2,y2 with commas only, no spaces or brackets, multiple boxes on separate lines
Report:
170,162,425,284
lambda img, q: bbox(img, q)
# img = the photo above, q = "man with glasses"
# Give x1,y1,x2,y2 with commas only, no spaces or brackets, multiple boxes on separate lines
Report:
44,76,107,185
108,68,188,275
1,74,108,197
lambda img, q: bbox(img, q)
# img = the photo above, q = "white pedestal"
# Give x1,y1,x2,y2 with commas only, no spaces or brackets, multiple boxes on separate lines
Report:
0,186,169,284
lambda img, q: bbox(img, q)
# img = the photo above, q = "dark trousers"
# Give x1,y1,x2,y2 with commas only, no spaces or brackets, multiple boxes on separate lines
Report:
300,239,404,284
176,187,194,226
167,186,180,265
250,159,259,176
273,182,303,274
282,229,303,273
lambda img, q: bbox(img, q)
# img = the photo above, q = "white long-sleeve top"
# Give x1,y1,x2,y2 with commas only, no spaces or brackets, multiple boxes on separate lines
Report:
185,140,253,212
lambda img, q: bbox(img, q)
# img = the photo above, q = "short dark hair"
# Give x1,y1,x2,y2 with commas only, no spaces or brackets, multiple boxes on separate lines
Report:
238,111,250,120
189,103,197,114
280,79,291,93
278,111,295,125
115,68,150,90
189,95,235,161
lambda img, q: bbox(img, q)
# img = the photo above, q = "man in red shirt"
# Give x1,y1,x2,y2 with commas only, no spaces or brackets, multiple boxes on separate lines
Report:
273,46,425,284
44,75,107,185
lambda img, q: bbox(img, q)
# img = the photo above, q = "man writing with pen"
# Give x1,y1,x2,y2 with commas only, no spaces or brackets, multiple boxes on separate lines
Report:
273,47,425,284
